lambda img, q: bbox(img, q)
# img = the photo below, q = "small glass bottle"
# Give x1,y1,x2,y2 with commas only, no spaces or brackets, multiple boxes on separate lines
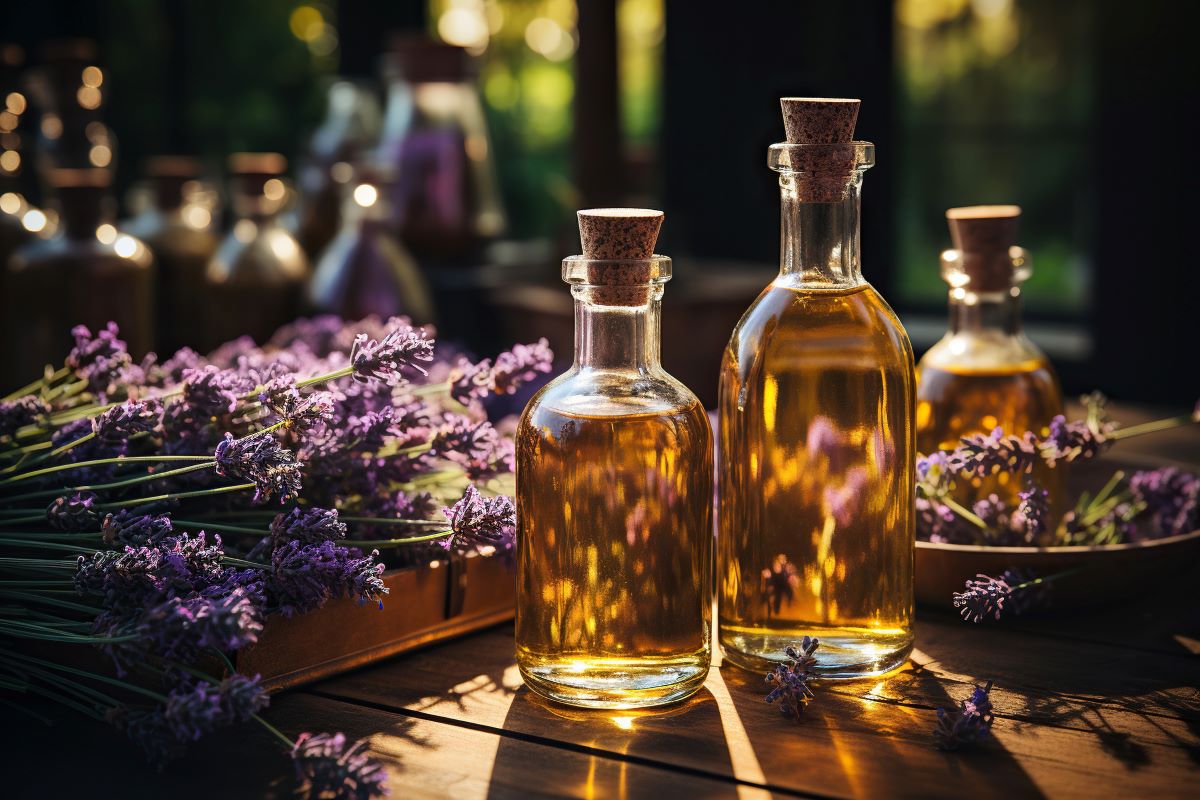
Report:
308,167,435,324
5,168,153,376
516,209,712,708
718,99,915,678
916,206,1064,529
205,153,309,350
124,157,219,354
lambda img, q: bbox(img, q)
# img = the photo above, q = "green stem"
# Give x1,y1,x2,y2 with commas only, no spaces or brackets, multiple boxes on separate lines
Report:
336,516,447,527
0,621,134,644
1,650,169,702
1109,413,1197,441
253,713,297,750
409,381,450,397
294,365,353,390
223,556,266,569
2,366,69,402
342,530,452,547
49,431,95,458
0,539,99,555
0,454,213,486
942,496,988,529
97,481,255,509
0,591,100,615
0,557,77,570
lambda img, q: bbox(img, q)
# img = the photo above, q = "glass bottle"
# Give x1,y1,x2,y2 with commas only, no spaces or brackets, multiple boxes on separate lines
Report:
718,99,915,678
915,206,1064,530
205,153,309,350
124,157,219,355
516,209,712,708
5,168,153,376
308,167,435,324
375,36,505,263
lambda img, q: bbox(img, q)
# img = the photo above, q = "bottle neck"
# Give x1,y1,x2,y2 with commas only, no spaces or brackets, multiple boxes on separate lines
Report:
778,171,864,286
948,289,1023,336
572,288,662,372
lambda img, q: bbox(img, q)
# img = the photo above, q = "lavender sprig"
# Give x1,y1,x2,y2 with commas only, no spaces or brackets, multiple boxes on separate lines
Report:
214,433,302,505
290,732,389,800
764,636,820,720
952,569,1055,622
934,681,995,750
350,326,434,384
440,485,516,552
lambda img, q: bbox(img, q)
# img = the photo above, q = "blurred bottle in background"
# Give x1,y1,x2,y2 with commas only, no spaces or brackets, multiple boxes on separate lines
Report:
123,157,220,355
293,80,382,263
309,165,434,324
205,153,309,350
375,36,505,265
5,168,153,376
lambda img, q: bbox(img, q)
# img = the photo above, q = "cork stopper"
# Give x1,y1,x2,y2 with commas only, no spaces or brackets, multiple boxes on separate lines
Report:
778,98,861,202
574,208,664,306
946,205,1022,292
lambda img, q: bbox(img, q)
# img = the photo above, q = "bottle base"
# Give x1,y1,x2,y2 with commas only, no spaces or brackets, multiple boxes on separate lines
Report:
720,627,913,680
518,656,709,709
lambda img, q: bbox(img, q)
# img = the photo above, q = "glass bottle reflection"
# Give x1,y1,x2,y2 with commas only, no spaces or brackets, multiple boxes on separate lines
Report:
124,157,219,354
205,153,309,349
5,168,152,376
309,167,434,324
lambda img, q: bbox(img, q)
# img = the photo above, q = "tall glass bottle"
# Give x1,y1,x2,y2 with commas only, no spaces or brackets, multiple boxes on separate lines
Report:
205,153,309,350
124,157,219,354
516,209,712,708
916,206,1063,532
5,168,152,376
718,99,915,678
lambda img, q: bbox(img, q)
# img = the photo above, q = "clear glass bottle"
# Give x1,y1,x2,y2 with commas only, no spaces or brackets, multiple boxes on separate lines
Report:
718,99,915,678
916,206,1064,529
516,209,712,709
308,167,435,324
205,153,309,350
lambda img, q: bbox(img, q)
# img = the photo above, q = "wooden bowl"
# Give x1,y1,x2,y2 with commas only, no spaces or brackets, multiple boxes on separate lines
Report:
915,454,1200,610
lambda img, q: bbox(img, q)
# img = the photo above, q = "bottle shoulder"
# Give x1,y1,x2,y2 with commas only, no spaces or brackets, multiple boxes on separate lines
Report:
521,367,705,422
919,330,1055,376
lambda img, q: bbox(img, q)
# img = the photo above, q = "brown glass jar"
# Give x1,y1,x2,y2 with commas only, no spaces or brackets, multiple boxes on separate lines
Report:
5,168,153,376
204,153,309,350
124,157,219,355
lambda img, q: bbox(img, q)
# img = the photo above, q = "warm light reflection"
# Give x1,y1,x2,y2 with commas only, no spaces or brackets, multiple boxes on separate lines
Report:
5,92,25,114
438,5,490,51
352,183,378,208
263,178,286,202
22,209,47,232
268,231,299,262
233,219,257,243
0,192,21,215
95,223,117,244
88,145,112,168
0,111,17,131
76,85,102,110
41,115,62,139
609,715,634,730
183,205,211,230
81,66,103,88
113,235,137,258
330,161,353,183
0,150,18,172
289,6,325,41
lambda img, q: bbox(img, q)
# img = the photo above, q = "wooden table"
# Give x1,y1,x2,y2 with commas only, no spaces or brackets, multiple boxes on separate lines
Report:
5,407,1198,799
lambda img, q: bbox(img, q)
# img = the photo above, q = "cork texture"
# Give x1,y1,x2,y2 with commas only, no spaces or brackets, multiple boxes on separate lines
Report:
576,208,663,305
946,205,1021,292
779,98,860,202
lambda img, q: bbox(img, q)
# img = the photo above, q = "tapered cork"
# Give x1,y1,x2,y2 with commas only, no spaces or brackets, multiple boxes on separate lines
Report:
946,205,1021,292
779,98,861,202
576,208,663,305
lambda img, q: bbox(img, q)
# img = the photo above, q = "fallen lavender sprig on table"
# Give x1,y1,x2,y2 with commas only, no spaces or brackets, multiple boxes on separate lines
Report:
0,316,551,793
934,681,995,751
952,569,1057,622
764,636,820,720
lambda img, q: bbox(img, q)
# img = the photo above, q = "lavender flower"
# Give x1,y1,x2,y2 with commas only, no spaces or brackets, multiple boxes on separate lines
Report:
47,491,99,531
101,510,174,547
132,589,264,660
66,322,132,395
350,325,434,384
429,415,500,460
0,395,51,438
761,554,800,615
1129,467,1199,538
267,388,335,433
489,338,553,395
934,681,995,750
947,427,1041,478
916,496,977,545
214,432,303,504
440,486,516,552
1040,415,1112,467
163,674,269,742
291,732,389,800
764,637,820,720
952,569,1048,622
344,408,400,451
449,357,493,405
916,451,954,497
182,365,247,415
76,533,225,609
1013,482,1050,541
92,399,162,442
269,541,388,617
269,506,348,551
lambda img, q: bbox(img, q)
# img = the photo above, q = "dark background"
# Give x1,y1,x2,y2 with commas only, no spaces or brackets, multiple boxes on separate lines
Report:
2,0,1196,406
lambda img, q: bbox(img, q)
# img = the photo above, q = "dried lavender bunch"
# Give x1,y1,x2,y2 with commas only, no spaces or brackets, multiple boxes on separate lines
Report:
952,569,1056,623
764,636,820,720
934,681,995,750
291,732,389,800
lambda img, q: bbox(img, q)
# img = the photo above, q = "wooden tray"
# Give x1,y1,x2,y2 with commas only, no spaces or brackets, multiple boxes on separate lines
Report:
236,554,515,692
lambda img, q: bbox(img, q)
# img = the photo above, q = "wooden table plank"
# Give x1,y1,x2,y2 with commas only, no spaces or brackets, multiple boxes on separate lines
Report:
310,622,1200,800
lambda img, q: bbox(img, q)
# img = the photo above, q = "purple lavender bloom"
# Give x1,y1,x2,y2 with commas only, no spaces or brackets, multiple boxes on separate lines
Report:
345,408,400,451
440,486,516,552
134,589,264,660
0,395,51,438
916,451,954,496
1013,483,1050,541
101,510,174,547
449,357,492,405
267,388,335,433
160,346,204,383
916,496,978,545
948,427,1041,478
350,325,434,384
164,674,269,742
291,732,389,800
182,365,248,415
764,636,819,720
214,432,303,504
822,467,867,527
805,416,849,472
1040,415,1112,467
47,491,99,531
489,338,553,395
460,437,516,482
1129,467,1200,538
269,506,348,551
269,541,388,617
76,533,225,609
952,569,1047,623
429,415,499,460
66,322,132,395
934,681,995,751
92,399,162,442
